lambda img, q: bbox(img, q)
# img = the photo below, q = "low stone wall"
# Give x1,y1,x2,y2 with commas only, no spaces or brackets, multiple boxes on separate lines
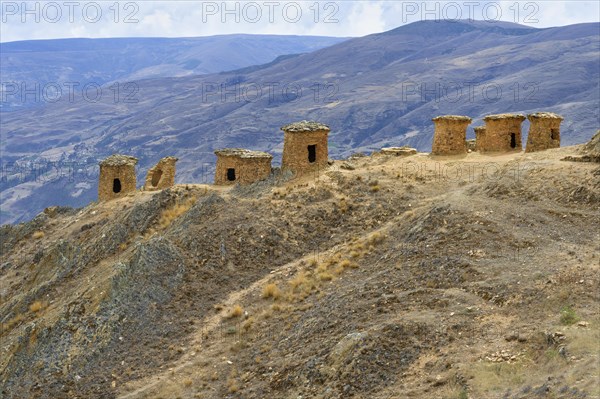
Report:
431,115,472,155
144,157,178,191
380,147,418,156
525,112,563,153
481,114,525,153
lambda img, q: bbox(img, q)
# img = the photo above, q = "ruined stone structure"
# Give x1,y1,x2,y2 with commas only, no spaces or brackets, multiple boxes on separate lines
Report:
281,121,330,174
431,115,472,155
380,147,418,156
525,112,563,153
98,155,138,201
474,126,486,152
214,149,272,185
481,114,526,152
144,156,178,191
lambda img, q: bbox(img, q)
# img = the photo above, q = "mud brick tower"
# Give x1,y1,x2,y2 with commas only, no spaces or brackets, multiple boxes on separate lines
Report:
281,121,330,174
481,114,526,152
431,115,472,155
143,156,178,191
98,155,138,201
214,149,272,185
525,112,563,153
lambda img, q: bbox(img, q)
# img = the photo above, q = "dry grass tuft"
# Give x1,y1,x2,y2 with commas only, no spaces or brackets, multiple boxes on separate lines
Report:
367,231,385,246
32,231,45,239
318,272,334,281
338,198,349,213
29,301,47,313
469,362,525,394
227,304,244,319
242,317,254,331
226,369,240,393
227,378,240,393
2,313,27,332
316,263,329,273
157,197,196,229
289,272,308,291
262,283,282,299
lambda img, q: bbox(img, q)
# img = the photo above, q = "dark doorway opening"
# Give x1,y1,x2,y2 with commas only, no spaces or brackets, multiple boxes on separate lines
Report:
308,145,317,163
550,129,558,140
113,178,122,193
510,133,517,149
151,169,163,187
227,168,236,181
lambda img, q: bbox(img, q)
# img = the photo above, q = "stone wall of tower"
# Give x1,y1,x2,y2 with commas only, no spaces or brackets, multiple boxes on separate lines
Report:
214,156,272,185
144,157,178,191
281,130,329,174
98,164,137,201
474,126,486,152
481,115,525,153
431,116,471,155
525,113,562,153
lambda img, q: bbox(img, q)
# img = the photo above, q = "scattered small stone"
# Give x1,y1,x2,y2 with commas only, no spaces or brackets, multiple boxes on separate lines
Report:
433,375,447,386
340,162,356,171
505,332,519,342
380,147,418,156
485,350,522,363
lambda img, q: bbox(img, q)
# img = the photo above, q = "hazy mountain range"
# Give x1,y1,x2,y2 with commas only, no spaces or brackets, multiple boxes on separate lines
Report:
1,20,599,224
0,35,348,110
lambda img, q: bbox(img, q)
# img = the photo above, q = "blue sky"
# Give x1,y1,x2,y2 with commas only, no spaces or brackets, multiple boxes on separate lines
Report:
1,1,599,42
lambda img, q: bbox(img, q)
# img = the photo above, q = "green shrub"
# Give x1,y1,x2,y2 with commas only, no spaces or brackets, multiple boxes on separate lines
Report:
559,305,579,325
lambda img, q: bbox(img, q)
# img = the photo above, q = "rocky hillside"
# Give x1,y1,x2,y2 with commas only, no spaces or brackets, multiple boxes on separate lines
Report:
1,143,598,398
1,20,599,224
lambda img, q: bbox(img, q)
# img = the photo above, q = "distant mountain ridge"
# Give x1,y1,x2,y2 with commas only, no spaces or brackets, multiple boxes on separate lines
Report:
1,20,599,224
0,34,349,110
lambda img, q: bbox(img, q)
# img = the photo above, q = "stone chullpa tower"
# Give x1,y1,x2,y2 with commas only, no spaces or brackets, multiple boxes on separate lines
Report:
525,112,563,153
481,114,526,152
281,121,330,174
144,156,178,191
98,155,138,201
431,115,472,155
214,149,272,185
474,126,486,152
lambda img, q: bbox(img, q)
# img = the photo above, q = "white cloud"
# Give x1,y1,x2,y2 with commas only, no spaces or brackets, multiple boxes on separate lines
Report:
0,1,598,42
140,9,173,32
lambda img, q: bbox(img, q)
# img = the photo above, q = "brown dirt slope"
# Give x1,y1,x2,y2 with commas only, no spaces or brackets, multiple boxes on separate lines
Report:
1,144,599,399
